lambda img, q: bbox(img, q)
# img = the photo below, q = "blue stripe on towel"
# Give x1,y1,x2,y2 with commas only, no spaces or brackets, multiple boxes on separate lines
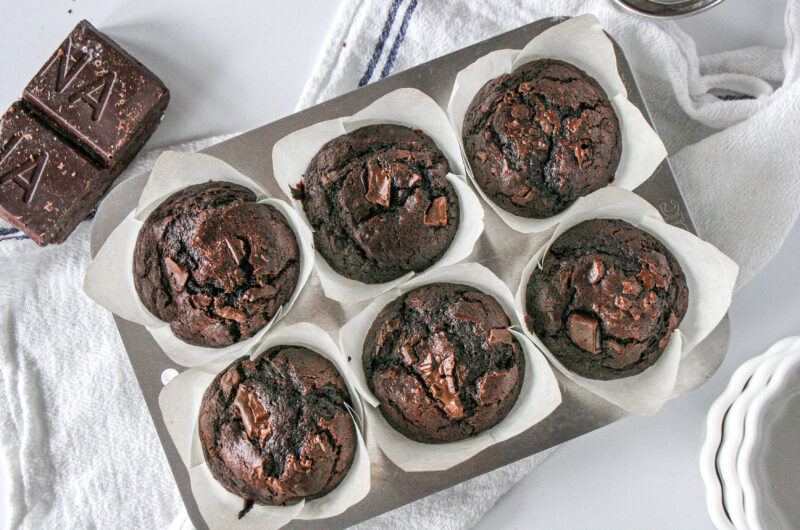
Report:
0,227,20,236
358,0,403,87
0,234,29,242
380,0,418,79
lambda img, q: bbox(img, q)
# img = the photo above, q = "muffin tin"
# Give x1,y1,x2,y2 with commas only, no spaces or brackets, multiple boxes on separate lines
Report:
89,16,731,529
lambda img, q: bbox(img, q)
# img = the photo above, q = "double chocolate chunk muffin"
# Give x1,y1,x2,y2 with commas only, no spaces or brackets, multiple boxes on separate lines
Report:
199,346,357,511
363,283,525,443
133,182,300,347
293,124,459,284
525,219,689,380
463,59,622,218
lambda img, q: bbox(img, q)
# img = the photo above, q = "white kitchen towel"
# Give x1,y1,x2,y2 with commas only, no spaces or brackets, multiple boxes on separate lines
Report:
2,1,800,530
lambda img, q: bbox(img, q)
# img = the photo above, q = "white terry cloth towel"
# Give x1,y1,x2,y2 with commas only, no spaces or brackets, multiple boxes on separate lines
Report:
2,2,799,530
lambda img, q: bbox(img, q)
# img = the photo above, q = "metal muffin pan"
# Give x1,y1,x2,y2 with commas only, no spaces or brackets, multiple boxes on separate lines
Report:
90,16,730,529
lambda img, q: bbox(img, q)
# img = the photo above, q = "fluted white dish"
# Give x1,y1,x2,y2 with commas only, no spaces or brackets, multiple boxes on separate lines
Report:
717,343,791,529
738,338,800,530
701,361,757,529
700,337,798,529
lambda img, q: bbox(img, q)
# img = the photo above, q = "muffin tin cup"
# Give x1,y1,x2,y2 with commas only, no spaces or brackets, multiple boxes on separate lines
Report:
514,187,738,415
84,151,316,367
446,14,667,234
158,322,371,530
339,262,562,472
272,87,484,304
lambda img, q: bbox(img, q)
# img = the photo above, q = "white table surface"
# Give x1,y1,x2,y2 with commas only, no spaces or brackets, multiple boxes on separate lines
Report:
0,0,793,528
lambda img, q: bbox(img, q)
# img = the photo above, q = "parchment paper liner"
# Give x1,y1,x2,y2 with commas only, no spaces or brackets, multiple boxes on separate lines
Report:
446,14,668,234
272,87,484,304
84,151,315,368
339,262,561,472
158,322,370,530
515,187,738,415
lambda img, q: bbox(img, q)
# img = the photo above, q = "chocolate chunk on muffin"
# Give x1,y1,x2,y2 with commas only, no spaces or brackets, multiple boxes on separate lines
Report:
462,59,622,218
133,181,300,347
293,124,459,284
363,283,525,443
199,346,357,511
525,219,689,380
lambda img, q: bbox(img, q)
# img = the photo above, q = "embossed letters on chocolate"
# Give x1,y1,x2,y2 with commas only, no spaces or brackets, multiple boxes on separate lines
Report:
0,150,47,203
52,38,91,93
23,20,169,167
0,102,112,245
67,72,116,121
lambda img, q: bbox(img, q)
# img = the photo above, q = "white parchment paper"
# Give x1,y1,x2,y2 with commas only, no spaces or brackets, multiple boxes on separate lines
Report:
446,14,667,234
339,262,562,472
514,187,738,415
158,323,370,530
272,88,484,303
84,151,315,367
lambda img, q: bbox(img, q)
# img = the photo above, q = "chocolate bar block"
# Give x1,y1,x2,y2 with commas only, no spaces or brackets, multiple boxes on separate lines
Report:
0,102,113,245
23,20,170,167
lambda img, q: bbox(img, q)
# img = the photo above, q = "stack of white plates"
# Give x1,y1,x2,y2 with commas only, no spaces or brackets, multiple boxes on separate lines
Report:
701,336,800,529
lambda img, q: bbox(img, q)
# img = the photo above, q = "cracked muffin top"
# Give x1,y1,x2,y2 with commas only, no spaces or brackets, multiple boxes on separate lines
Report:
133,181,300,347
362,282,525,443
198,345,357,512
462,59,622,218
525,219,689,380
292,124,459,284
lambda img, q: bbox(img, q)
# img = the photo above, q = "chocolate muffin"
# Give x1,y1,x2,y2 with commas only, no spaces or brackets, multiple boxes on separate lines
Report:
363,283,525,443
525,219,689,380
293,124,459,284
133,182,300,347
462,59,622,218
198,346,357,513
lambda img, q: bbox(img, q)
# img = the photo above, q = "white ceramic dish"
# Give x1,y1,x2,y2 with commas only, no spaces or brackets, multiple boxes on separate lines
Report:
700,337,798,529
738,337,800,530
716,338,799,529
717,353,786,528
702,366,758,528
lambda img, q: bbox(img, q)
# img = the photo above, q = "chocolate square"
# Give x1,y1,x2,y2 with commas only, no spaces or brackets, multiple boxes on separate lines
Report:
0,102,113,245
22,20,169,167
